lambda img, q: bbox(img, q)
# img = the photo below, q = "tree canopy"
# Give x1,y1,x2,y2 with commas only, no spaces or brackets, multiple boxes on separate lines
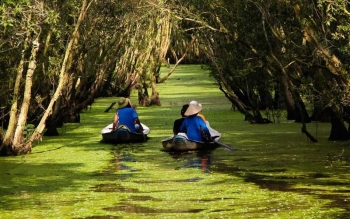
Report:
1,0,350,155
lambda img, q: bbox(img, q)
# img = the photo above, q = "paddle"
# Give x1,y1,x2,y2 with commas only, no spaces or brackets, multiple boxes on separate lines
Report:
213,141,237,151
200,126,236,151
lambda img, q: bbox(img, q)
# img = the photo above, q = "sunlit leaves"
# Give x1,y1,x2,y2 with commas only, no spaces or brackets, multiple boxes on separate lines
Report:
317,0,350,43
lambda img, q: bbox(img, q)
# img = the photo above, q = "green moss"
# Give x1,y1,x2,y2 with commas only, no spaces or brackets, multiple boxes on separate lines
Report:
0,64,349,218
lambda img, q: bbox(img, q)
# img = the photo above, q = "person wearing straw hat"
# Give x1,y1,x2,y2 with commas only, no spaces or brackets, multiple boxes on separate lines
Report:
112,97,143,133
189,100,206,121
179,102,212,142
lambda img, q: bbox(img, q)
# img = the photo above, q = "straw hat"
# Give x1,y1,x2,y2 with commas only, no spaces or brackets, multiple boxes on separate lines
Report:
190,100,202,107
117,97,130,109
184,103,202,116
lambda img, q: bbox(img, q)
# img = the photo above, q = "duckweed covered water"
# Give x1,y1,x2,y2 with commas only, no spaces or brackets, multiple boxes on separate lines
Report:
0,65,349,219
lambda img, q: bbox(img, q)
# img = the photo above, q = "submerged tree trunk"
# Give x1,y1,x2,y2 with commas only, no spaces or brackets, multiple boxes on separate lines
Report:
328,106,350,141
294,93,311,123
217,81,254,120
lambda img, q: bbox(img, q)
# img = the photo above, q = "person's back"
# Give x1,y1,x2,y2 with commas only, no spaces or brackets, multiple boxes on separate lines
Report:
180,103,211,142
112,97,142,133
117,107,138,132
180,115,209,141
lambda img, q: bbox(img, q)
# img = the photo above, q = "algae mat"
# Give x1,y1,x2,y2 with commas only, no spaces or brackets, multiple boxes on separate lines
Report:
0,64,349,219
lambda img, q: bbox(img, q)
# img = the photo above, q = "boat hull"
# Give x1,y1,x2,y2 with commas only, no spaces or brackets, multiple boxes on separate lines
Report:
101,123,149,143
161,135,219,151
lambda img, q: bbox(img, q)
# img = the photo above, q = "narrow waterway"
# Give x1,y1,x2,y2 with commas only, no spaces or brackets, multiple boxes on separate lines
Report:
1,65,349,219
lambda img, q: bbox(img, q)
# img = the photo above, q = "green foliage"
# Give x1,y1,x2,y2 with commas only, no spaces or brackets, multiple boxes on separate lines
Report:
0,0,349,153
45,9,60,25
316,0,350,54
23,124,35,140
0,18,14,28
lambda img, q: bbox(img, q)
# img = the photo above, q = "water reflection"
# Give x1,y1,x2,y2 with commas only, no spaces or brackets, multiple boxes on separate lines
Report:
167,151,212,173
110,144,142,172
100,150,139,181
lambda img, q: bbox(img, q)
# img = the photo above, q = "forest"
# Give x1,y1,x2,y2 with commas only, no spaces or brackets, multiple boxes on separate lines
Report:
1,0,350,156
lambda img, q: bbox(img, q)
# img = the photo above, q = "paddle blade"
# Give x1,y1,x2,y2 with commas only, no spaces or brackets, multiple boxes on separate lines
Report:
214,141,237,151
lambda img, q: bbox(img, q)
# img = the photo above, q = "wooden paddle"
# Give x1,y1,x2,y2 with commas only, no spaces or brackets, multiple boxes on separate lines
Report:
213,141,237,151
200,127,237,151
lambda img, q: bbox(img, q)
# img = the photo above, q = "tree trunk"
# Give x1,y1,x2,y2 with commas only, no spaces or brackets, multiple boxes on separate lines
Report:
0,49,25,155
11,39,40,154
29,0,91,144
138,82,150,106
328,106,350,141
43,97,64,136
75,54,119,112
217,81,254,120
269,51,316,141
159,48,188,83
278,71,296,120
294,4,349,140
150,76,161,106
1,8,37,155
293,91,311,123
209,59,256,121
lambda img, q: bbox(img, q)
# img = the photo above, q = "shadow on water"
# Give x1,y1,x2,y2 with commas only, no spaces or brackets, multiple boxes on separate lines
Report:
244,172,350,217
103,203,204,214
74,216,122,219
212,159,350,216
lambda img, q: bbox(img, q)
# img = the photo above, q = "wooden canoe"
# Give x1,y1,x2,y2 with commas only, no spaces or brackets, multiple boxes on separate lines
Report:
161,121,222,151
161,134,220,151
101,123,150,143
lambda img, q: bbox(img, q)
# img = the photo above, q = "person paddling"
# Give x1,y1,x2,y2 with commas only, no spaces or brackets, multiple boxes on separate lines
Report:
179,103,212,142
112,97,143,133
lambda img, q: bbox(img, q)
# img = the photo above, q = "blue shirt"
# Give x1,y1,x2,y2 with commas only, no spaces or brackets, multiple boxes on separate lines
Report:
116,107,138,133
180,115,211,142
